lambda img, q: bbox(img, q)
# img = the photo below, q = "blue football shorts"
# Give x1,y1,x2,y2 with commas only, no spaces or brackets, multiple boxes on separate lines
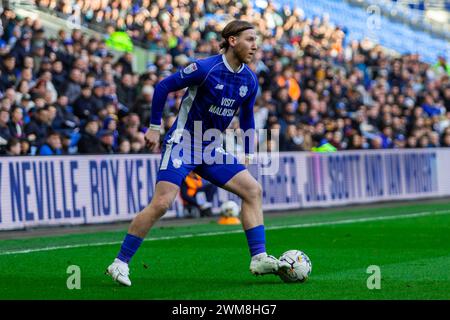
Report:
156,140,246,187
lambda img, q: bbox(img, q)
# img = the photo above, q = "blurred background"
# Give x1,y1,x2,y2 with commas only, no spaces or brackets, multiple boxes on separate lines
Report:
0,0,449,156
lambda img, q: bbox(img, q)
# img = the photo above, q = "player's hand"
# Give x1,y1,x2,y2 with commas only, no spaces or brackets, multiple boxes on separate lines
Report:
145,127,160,151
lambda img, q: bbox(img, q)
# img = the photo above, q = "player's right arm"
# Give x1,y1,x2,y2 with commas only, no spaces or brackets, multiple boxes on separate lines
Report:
145,61,208,150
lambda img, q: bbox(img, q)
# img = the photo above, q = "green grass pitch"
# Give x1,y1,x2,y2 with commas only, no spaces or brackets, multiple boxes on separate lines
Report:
0,201,449,300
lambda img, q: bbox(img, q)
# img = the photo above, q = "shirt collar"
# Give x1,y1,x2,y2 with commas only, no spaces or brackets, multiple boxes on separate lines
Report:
222,54,245,73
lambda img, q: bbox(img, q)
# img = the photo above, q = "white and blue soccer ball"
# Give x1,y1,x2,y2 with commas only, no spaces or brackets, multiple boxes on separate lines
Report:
278,250,312,283
220,200,240,217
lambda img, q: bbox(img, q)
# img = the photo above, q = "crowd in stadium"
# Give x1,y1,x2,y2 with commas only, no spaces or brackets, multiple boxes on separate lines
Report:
1,0,450,156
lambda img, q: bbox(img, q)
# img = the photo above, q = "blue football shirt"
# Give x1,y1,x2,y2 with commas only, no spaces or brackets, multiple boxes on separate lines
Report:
150,54,258,154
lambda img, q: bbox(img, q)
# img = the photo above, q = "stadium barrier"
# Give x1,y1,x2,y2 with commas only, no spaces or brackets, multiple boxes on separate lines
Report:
1,148,449,230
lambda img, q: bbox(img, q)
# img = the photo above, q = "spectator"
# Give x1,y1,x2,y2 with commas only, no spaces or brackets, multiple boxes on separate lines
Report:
116,73,137,108
0,97,12,112
77,116,103,154
131,85,153,125
39,131,63,155
25,106,51,147
5,137,21,156
418,135,431,148
370,136,383,149
52,94,80,132
20,138,32,155
103,115,119,149
98,129,115,154
311,134,337,152
116,52,133,74
276,66,301,101
61,68,82,104
429,131,440,148
73,84,96,121
8,106,26,139
91,80,107,113
130,136,144,153
51,60,67,92
15,80,31,105
0,54,18,90
118,137,131,154
19,68,36,88
0,108,12,151
281,124,303,151
11,32,32,68
406,136,418,148
61,132,78,154
393,135,407,149
380,126,394,148
349,134,365,149
442,134,450,147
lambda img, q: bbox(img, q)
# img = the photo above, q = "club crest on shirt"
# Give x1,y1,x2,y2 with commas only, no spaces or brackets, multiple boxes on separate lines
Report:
239,85,248,97
172,158,182,168
183,63,198,75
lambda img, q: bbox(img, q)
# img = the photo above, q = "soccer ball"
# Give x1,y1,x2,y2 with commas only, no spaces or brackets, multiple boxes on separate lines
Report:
278,250,312,283
220,200,240,217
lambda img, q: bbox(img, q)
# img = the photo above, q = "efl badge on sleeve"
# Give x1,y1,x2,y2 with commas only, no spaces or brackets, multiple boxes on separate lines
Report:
183,63,198,75
239,85,248,97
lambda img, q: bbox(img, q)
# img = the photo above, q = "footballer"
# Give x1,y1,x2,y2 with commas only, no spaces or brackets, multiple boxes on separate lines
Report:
107,20,287,286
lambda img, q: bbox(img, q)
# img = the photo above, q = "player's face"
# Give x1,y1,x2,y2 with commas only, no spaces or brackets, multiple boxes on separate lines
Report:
233,29,257,64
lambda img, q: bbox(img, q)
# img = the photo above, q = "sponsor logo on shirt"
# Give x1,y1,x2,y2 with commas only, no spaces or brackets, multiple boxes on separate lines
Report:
221,97,235,107
208,105,235,117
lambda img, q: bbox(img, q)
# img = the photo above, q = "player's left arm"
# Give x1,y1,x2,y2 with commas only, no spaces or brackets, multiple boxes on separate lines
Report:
239,80,258,165
149,62,207,129
145,62,207,151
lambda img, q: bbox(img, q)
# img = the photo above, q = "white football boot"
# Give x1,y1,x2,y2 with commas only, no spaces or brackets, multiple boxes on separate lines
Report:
106,258,131,286
250,253,283,275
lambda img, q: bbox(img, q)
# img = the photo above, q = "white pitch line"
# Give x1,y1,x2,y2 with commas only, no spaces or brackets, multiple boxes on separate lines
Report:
1,209,449,256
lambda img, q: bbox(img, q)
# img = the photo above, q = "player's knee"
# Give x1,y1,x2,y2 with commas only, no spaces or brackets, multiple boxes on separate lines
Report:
245,182,262,201
151,197,171,216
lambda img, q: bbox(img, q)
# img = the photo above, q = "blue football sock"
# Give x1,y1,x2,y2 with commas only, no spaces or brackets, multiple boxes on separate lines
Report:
245,225,266,257
117,233,143,263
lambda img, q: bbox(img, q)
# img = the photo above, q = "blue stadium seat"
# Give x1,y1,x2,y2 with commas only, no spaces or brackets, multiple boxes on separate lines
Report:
266,0,449,64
